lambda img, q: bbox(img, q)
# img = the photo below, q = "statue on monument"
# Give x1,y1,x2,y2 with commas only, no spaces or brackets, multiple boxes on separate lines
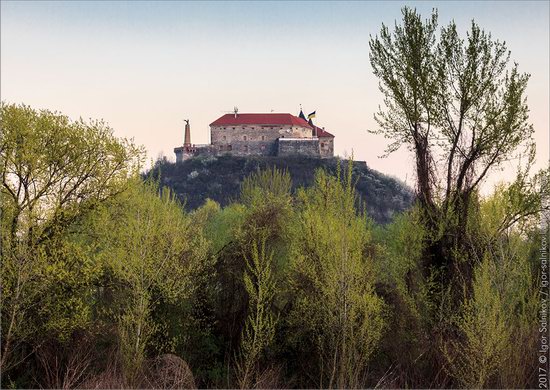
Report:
184,119,191,146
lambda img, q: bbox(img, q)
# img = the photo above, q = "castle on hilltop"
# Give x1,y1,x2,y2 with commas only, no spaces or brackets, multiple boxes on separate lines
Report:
174,109,334,162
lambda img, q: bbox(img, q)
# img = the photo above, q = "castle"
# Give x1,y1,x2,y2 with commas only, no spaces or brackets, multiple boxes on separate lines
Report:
174,109,334,162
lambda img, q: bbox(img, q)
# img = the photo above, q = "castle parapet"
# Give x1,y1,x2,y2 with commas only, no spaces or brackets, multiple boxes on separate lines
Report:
174,144,216,163
277,138,321,158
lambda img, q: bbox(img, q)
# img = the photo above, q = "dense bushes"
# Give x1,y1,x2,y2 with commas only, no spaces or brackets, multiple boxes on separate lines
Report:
1,102,546,389
287,162,386,388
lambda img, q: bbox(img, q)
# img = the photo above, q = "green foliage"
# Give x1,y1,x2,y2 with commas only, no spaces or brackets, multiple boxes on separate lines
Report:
1,100,544,389
480,169,550,238
0,102,142,373
87,179,209,384
443,255,509,388
240,167,292,209
236,235,278,389
237,167,293,303
211,204,247,254
369,7,544,292
239,167,292,241
288,161,386,388
374,207,426,299
369,7,535,206
0,102,143,242
35,235,100,340
441,184,541,388
369,7,439,156
370,207,437,386
369,10,547,386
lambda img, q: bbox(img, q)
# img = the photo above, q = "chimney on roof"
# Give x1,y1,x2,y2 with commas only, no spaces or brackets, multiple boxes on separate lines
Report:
233,106,239,119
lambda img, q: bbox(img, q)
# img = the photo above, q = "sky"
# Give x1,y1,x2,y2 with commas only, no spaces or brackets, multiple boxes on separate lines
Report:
1,1,549,192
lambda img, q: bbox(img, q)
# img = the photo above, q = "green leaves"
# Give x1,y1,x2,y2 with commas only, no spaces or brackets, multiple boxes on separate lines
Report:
79,178,211,384
240,167,292,209
369,7,536,226
1,100,543,388
288,162,386,388
237,234,278,389
1,103,143,242
369,8,439,147
0,102,143,373
443,255,510,388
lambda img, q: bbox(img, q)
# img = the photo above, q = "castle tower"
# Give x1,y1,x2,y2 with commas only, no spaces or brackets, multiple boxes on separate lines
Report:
184,119,191,146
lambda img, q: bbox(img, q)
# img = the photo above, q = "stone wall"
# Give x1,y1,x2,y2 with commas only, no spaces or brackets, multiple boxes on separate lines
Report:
174,146,189,163
319,137,334,158
175,145,217,162
211,124,313,157
214,140,278,156
277,138,320,158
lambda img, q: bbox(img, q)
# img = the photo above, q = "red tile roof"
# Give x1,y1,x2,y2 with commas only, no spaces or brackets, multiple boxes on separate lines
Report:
210,113,313,129
314,125,334,138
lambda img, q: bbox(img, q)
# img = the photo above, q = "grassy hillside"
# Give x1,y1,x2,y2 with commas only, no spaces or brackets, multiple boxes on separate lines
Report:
147,155,414,224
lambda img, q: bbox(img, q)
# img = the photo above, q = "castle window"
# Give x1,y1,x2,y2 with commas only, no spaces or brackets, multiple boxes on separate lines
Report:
261,136,265,141
232,127,236,130
223,135,226,141
244,145,248,152
228,145,232,151
243,135,247,141
321,142,325,147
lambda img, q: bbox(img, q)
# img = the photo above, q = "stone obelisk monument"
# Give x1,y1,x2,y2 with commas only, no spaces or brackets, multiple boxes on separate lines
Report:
184,119,191,146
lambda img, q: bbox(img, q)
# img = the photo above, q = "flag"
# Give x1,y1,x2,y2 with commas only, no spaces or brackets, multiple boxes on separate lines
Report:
307,111,316,120
299,109,306,121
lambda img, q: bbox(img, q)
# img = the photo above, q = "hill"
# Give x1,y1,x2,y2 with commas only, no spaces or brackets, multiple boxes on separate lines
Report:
148,155,414,224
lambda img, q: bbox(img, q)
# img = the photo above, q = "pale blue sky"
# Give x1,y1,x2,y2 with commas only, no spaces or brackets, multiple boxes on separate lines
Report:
1,1,548,190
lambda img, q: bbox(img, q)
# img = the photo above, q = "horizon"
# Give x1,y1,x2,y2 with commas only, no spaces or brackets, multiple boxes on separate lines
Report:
1,0,548,192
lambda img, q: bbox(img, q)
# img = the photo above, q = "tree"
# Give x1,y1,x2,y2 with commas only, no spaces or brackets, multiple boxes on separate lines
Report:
370,8,440,217
239,166,293,245
442,254,510,388
0,102,143,372
236,234,278,389
87,179,210,385
369,7,548,287
288,161,386,388
442,216,539,388
219,167,291,386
